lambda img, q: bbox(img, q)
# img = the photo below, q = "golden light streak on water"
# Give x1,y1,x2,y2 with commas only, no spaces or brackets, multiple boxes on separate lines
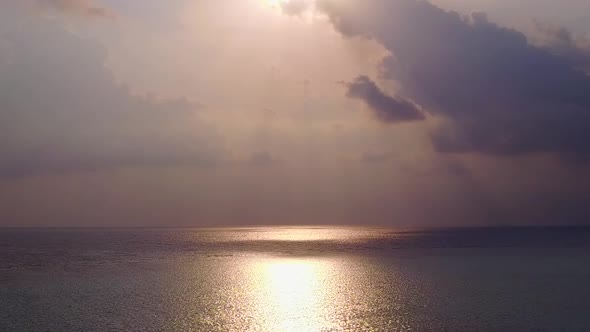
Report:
258,259,330,331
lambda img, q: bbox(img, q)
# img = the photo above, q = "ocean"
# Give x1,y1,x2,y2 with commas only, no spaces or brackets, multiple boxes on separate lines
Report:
1,227,589,331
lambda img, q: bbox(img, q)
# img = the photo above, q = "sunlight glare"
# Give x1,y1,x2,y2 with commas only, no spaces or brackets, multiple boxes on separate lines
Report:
259,259,331,331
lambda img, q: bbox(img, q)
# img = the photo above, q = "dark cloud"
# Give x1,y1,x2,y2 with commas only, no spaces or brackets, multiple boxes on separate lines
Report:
0,16,220,178
535,22,590,72
37,0,115,19
318,0,590,159
345,76,425,123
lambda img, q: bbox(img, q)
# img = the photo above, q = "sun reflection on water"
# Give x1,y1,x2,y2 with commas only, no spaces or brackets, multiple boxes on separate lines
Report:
257,258,334,331
178,228,391,330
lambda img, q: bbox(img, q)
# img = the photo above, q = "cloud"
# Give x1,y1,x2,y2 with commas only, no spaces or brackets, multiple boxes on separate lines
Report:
280,0,311,16
248,151,277,167
535,22,590,73
345,75,425,123
318,0,590,159
0,16,220,178
360,151,391,163
36,0,115,19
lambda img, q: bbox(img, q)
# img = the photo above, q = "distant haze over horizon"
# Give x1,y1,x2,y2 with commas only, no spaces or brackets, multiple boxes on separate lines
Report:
1,0,590,228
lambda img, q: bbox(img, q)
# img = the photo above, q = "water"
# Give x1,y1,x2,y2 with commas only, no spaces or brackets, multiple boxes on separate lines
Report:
1,227,590,331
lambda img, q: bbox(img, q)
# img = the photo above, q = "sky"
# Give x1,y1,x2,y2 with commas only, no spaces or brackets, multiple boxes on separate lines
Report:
1,0,590,227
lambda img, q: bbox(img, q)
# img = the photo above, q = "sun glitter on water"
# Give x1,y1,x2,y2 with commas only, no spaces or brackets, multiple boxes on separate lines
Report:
258,259,331,331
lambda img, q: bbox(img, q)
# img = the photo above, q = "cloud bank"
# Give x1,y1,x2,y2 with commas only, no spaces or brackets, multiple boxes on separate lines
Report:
0,16,219,178
318,0,590,159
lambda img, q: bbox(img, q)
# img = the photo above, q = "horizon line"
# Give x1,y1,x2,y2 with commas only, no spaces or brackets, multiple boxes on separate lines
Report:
1,224,589,231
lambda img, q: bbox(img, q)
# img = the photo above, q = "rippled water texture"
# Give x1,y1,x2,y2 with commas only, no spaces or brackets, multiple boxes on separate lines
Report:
1,227,590,331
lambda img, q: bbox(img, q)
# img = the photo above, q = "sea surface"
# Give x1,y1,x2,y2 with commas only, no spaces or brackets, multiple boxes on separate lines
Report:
1,226,590,331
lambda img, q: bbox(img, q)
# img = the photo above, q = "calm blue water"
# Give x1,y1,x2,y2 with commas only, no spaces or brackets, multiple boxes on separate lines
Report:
1,227,590,331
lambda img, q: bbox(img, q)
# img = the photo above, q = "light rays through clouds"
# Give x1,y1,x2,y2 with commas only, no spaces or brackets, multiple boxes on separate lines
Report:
1,0,590,227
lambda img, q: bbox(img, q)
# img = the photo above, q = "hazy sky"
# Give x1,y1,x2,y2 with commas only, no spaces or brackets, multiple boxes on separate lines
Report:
1,0,590,227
